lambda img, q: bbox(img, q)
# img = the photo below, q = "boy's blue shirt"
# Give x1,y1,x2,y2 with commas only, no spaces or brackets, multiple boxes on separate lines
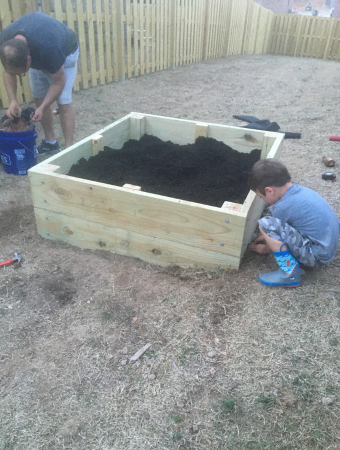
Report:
269,184,339,263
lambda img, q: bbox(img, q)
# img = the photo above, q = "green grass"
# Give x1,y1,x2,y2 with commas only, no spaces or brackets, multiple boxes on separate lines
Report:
88,338,97,348
221,398,236,411
172,431,182,442
142,349,156,358
169,413,183,424
101,312,111,323
178,347,199,365
256,396,275,408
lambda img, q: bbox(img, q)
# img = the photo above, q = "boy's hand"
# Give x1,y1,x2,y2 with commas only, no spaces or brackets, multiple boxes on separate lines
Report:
249,236,272,254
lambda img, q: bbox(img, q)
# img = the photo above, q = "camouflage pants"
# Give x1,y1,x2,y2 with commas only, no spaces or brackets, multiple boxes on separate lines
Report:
258,216,318,267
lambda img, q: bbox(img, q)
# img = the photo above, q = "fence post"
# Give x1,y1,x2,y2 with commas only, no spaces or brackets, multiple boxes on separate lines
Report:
202,0,210,60
169,0,176,69
113,0,125,81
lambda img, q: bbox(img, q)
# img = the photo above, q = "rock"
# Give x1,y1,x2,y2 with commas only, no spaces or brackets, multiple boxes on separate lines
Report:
149,374,156,381
252,340,259,346
322,397,334,406
122,346,128,354
121,359,127,366
207,351,216,357
192,425,199,433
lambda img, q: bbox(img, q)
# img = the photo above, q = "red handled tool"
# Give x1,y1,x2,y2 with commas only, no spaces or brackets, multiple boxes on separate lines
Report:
0,253,22,268
329,136,340,141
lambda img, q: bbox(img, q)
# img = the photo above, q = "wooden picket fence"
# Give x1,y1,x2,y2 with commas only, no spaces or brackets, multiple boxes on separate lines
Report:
0,0,338,108
270,14,340,60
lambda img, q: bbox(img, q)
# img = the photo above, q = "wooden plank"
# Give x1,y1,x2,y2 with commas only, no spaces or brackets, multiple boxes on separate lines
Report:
123,184,142,191
33,208,241,270
76,0,89,88
103,0,113,82
92,135,104,156
34,117,131,174
163,0,169,69
139,0,145,75
306,16,317,57
160,0,165,70
40,0,51,14
145,0,151,73
86,0,97,87
156,0,161,71
226,0,235,55
54,0,63,22
323,18,336,60
65,0,79,91
194,123,208,140
260,132,284,159
202,0,209,60
112,0,124,81
29,171,247,259
151,1,156,71
96,0,105,84
125,0,132,78
241,193,265,255
130,114,146,140
0,0,12,107
143,114,266,151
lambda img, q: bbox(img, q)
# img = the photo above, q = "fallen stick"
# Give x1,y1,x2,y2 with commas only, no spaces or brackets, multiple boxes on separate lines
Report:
129,342,151,363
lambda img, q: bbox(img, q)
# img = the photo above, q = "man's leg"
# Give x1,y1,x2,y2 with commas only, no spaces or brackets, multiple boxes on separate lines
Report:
58,103,75,148
33,97,55,142
57,48,79,148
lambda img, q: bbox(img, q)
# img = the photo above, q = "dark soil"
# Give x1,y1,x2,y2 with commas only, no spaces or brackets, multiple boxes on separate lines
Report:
68,135,261,206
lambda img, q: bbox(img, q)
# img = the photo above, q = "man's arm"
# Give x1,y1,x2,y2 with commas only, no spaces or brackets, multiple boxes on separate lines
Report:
3,70,21,118
31,67,65,122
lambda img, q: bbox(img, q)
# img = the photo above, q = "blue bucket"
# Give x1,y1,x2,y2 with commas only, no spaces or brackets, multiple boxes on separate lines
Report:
0,127,38,175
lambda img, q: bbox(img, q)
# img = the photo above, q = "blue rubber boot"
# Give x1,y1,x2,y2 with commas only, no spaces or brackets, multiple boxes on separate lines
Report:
259,244,305,287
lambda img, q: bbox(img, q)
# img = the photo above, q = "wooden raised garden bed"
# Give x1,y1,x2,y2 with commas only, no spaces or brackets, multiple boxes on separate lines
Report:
28,113,284,270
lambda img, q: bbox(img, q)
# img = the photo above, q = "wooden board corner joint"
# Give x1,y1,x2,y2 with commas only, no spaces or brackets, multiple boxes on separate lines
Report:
195,123,209,140
92,135,104,156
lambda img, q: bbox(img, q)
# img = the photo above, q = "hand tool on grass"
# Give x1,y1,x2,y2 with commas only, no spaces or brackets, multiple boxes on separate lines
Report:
329,136,340,141
322,156,335,167
0,253,22,268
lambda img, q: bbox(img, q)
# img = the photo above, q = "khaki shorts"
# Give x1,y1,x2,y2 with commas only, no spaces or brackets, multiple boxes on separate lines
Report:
29,47,79,105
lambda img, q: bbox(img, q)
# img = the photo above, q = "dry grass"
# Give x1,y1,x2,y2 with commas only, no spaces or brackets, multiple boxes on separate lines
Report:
1,54,340,450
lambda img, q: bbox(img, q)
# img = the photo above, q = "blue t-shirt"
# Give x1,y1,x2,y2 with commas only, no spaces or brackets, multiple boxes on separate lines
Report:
0,13,78,74
269,184,339,263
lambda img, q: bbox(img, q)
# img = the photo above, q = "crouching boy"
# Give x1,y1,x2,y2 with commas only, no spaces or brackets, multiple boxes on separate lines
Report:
248,159,339,287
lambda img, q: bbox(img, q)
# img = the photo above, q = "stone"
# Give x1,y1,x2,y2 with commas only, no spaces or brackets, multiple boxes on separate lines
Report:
322,397,334,406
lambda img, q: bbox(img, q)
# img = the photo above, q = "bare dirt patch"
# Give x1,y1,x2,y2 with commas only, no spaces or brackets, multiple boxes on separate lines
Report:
1,54,340,450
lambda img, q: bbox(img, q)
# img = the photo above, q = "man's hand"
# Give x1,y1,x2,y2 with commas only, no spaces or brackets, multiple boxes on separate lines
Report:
249,235,272,254
31,106,44,122
7,100,21,120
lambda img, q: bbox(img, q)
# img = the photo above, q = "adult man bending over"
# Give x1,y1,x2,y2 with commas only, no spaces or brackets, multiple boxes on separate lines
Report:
0,12,79,151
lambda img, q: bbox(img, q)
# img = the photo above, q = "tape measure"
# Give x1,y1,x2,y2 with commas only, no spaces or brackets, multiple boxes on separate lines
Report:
322,172,336,181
